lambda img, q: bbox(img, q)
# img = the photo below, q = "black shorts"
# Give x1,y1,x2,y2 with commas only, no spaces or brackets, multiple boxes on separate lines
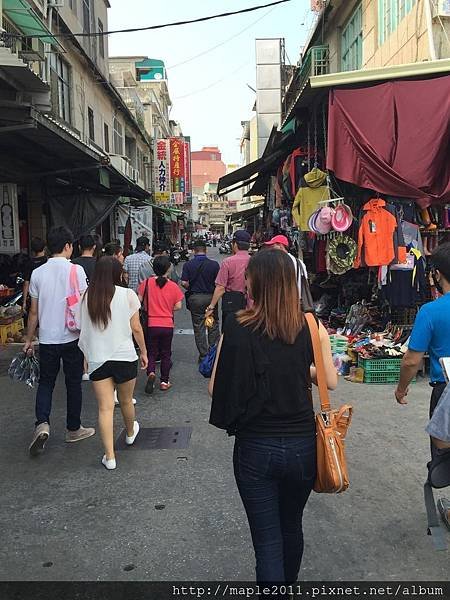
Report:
90,360,138,384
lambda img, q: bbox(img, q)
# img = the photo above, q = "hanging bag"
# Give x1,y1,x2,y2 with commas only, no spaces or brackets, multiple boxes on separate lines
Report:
66,264,82,332
305,313,353,493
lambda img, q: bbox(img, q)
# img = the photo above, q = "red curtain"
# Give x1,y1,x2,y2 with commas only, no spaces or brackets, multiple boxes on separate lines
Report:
326,75,450,207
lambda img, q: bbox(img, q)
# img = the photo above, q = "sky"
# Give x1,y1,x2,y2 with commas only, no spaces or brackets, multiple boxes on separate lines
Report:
108,0,315,164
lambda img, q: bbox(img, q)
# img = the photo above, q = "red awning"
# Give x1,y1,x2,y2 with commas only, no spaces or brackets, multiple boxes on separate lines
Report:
326,75,450,207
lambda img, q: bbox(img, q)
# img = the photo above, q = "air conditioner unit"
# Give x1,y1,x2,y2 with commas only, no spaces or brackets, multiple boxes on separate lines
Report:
19,37,45,62
433,0,450,18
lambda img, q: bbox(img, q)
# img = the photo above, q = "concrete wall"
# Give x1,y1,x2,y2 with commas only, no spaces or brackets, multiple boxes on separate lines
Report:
313,0,449,75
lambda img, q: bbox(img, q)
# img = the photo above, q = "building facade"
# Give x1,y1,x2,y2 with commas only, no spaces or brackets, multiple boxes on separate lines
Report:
191,146,226,196
0,0,151,255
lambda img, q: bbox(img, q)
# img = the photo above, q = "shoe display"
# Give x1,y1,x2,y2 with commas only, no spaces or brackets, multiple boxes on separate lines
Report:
65,426,95,443
125,421,140,446
29,423,50,456
145,373,156,395
102,455,116,470
160,381,172,391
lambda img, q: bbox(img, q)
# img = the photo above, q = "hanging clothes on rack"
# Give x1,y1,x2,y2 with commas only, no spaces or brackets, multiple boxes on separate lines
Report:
292,168,330,231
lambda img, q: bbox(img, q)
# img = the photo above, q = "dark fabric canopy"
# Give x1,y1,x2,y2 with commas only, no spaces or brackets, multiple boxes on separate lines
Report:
327,75,450,207
48,194,119,239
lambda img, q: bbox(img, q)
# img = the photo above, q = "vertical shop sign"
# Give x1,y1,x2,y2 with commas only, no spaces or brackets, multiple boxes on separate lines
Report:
170,138,186,198
184,138,192,204
154,139,171,203
0,183,19,254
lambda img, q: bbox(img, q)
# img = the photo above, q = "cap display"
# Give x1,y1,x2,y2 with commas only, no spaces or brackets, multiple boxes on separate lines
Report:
327,234,357,274
331,204,353,232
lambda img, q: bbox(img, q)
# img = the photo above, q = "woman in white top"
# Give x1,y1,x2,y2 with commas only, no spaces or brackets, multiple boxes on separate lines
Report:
79,256,148,470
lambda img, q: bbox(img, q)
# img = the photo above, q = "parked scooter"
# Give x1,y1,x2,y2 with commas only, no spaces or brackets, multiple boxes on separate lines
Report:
169,246,181,266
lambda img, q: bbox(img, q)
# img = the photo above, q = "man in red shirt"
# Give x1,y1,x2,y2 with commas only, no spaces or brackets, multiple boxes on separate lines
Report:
205,230,251,329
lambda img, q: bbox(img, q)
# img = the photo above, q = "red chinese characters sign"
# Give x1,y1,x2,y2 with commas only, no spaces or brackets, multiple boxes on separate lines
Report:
183,139,192,203
170,138,186,197
154,139,170,203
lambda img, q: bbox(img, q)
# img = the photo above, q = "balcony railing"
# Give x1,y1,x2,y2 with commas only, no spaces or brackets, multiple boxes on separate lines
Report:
283,45,329,118
118,87,146,131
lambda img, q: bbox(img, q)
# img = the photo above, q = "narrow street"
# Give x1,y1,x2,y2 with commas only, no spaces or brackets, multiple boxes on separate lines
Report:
0,249,447,582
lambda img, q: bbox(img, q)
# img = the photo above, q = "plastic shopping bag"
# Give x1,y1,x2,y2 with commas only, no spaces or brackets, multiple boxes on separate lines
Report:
426,383,450,444
8,352,40,388
198,345,217,379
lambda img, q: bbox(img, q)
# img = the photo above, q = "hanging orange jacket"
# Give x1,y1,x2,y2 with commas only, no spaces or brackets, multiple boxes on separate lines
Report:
354,199,403,268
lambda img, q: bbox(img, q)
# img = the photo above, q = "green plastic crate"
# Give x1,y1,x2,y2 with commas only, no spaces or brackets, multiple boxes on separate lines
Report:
358,357,402,373
362,371,401,384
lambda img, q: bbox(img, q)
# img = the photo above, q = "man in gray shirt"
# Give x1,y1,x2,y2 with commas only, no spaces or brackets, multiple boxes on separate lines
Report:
138,242,179,284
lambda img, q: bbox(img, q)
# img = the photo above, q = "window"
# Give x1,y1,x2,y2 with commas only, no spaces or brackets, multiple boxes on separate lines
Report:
342,4,363,72
82,0,91,34
104,123,110,153
113,118,124,155
50,54,72,124
88,107,95,142
378,0,417,45
98,19,105,58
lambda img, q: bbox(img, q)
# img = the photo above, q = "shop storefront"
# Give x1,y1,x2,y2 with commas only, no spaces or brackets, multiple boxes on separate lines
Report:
218,67,450,385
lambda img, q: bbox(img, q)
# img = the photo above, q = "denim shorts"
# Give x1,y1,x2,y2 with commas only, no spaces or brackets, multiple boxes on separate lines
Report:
90,360,138,384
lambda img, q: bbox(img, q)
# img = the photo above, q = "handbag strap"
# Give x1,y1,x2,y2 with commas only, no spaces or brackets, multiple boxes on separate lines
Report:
305,312,331,413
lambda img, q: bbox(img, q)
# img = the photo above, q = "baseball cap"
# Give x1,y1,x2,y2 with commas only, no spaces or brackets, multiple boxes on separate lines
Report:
232,230,251,243
265,235,289,248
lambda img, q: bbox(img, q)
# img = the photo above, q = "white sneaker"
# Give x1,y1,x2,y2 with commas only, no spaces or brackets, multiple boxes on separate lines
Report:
125,421,140,446
102,455,116,470
82,373,90,381
114,391,136,405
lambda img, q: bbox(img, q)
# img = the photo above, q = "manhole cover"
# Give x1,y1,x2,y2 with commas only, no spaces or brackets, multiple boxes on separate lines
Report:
115,426,192,451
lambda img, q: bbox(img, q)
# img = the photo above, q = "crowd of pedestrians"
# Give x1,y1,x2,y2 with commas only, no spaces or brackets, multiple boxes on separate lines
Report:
19,223,449,583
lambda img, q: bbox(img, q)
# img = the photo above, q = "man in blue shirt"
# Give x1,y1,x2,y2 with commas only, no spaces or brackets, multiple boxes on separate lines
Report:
181,240,220,363
396,242,450,528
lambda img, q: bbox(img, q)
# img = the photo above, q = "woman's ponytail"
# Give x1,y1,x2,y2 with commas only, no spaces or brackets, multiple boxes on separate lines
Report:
156,275,168,289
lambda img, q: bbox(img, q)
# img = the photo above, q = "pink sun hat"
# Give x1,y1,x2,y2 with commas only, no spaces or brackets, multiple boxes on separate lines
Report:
331,203,354,232
315,206,335,235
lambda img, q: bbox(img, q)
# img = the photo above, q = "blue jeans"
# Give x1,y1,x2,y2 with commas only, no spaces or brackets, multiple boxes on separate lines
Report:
233,436,316,583
35,341,84,431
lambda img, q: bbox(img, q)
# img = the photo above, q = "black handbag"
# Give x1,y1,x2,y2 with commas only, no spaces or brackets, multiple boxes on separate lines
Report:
222,291,247,315
140,278,150,329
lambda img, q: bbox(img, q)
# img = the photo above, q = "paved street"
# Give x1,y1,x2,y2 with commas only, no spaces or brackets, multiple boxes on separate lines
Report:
0,249,448,581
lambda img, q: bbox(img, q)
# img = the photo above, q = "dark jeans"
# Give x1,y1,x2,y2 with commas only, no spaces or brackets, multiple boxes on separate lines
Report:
35,340,84,431
233,436,316,583
188,293,220,359
147,327,173,382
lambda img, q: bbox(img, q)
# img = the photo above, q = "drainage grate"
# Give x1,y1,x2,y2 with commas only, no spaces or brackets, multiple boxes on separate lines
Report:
115,426,192,451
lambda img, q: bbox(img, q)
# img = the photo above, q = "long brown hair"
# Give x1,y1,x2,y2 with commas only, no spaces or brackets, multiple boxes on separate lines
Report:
237,250,303,344
86,256,123,329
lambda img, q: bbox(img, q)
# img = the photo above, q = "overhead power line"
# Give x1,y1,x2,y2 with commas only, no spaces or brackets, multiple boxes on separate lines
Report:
167,7,276,70
16,0,293,39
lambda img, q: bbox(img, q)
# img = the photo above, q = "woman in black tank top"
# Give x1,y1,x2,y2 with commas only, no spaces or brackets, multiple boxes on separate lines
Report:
209,250,337,583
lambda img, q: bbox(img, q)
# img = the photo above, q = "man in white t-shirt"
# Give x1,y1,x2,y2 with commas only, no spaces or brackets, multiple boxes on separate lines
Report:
24,226,95,456
264,235,308,296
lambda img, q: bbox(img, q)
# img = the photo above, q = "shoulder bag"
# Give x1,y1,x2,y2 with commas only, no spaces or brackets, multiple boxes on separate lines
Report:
185,260,207,311
305,312,353,494
140,277,150,329
66,264,82,332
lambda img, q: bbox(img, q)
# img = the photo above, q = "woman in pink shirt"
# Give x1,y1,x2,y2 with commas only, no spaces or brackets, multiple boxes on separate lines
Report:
138,255,184,394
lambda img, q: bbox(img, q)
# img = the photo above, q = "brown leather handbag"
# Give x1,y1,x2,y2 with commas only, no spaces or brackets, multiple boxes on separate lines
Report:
305,313,353,494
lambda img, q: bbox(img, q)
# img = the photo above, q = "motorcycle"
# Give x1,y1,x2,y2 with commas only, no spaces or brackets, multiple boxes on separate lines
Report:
169,247,181,266
219,242,231,255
